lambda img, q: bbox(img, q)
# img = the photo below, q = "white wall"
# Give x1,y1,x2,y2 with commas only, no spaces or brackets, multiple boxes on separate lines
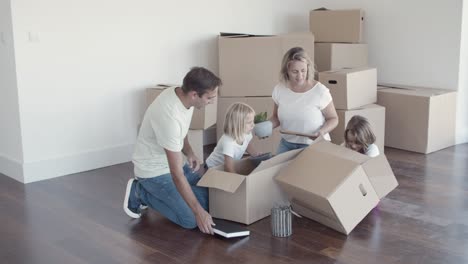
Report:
9,0,275,183
0,0,24,182
2,0,466,183
457,1,468,143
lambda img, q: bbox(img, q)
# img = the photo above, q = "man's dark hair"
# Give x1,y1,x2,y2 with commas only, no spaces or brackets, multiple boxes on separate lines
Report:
181,67,222,96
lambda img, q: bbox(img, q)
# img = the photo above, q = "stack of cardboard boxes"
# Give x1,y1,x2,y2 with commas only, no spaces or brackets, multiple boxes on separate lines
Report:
311,9,386,152
216,32,315,154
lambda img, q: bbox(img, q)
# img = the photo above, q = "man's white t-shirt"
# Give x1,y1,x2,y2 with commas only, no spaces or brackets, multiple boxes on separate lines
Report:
205,133,253,168
272,81,332,145
132,87,193,178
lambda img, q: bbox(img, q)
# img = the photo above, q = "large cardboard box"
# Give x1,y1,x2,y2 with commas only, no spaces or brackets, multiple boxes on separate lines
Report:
377,84,457,154
276,139,398,235
315,43,368,72
187,130,204,162
218,32,315,97
330,104,385,153
198,149,303,224
310,9,364,43
319,67,377,110
146,84,217,129
217,97,281,155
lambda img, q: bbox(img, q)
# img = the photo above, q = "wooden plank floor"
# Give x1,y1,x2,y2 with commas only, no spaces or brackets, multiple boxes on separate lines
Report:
1,144,467,264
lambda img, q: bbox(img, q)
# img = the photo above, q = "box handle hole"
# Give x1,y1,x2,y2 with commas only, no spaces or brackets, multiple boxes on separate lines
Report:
328,80,337,84
359,184,367,196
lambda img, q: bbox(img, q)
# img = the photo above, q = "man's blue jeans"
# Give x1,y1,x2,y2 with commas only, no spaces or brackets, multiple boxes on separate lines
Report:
135,164,208,229
276,138,309,155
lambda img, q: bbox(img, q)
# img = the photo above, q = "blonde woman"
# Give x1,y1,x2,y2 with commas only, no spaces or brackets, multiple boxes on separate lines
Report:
344,115,380,157
206,102,260,173
268,46,338,154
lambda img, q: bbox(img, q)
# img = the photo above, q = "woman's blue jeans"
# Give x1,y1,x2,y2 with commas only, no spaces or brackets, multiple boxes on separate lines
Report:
276,138,309,155
135,164,208,229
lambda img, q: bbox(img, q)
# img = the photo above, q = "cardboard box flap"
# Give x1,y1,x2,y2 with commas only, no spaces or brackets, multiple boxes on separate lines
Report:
362,155,398,199
311,140,369,164
197,169,246,193
152,84,178,90
323,67,373,75
378,84,454,97
219,32,273,38
276,142,360,197
251,148,303,173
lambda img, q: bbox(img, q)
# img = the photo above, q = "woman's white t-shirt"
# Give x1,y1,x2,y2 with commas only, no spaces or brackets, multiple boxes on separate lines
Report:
205,133,253,168
272,81,332,145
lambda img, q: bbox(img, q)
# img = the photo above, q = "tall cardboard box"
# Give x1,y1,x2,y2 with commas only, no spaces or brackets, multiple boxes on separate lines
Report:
319,67,377,110
219,32,315,97
147,84,217,129
276,139,398,235
217,97,281,155
330,104,385,153
377,84,457,154
187,130,204,162
315,43,368,72
198,149,303,224
310,9,364,43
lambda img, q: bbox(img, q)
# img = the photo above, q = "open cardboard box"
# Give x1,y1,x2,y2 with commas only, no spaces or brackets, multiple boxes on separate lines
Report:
197,148,303,225
275,138,398,235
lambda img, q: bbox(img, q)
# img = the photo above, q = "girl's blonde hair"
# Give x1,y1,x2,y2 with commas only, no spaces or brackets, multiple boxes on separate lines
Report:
279,47,315,83
223,102,255,143
344,115,376,154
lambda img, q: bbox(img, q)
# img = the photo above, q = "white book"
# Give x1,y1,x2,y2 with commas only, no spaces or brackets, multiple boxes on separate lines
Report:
212,218,250,238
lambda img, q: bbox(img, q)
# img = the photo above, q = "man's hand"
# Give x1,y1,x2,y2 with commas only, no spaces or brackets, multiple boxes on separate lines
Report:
195,208,214,234
186,153,202,172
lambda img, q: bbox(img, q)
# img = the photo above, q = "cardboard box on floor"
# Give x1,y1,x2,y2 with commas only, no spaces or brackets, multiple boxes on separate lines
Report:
275,139,398,235
147,84,217,129
330,104,385,153
377,84,457,154
197,149,303,224
315,43,368,72
217,97,281,155
218,32,315,97
310,9,364,43
319,67,377,110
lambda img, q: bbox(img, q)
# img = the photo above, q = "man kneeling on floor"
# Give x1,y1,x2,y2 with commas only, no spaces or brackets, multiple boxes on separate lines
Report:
123,67,221,234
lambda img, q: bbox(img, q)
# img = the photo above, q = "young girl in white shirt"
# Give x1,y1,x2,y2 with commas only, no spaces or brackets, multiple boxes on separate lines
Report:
206,102,259,173
344,115,380,157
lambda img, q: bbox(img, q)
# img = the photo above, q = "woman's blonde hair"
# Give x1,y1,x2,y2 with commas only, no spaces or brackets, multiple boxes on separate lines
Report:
344,115,376,154
279,47,315,83
223,102,255,143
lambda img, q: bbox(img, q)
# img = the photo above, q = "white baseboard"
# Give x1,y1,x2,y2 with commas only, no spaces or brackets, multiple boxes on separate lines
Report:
455,121,468,144
21,143,134,184
0,154,24,182
456,126,468,144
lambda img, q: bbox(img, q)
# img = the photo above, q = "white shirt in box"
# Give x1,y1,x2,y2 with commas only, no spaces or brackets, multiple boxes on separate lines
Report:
206,133,253,168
